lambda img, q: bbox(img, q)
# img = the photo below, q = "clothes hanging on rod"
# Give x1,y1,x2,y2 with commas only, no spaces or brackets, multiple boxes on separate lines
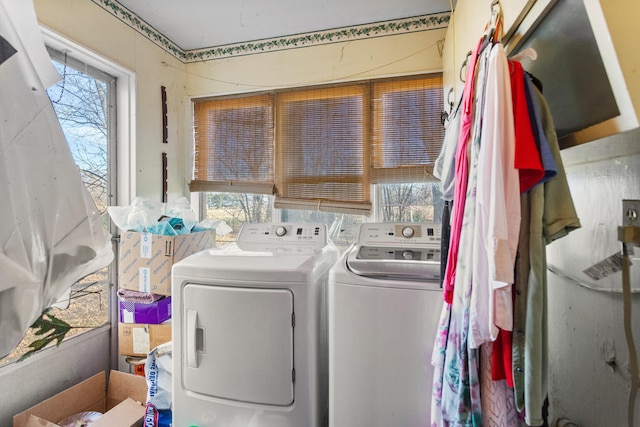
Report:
435,38,493,426
431,3,581,426
511,82,581,426
440,35,484,306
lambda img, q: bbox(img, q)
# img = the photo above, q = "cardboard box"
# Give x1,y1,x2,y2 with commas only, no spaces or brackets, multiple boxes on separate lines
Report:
119,297,172,324
118,229,215,295
119,322,172,357
14,370,147,427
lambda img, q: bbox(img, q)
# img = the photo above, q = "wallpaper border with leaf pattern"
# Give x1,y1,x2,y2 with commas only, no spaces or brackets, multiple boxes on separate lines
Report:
91,0,450,63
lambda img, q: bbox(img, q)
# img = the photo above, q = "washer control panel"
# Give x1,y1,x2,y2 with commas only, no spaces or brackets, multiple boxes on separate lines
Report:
356,223,441,246
357,246,440,262
345,222,442,281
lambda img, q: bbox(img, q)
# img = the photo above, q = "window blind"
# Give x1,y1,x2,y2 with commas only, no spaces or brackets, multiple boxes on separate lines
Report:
189,74,444,215
274,85,372,215
191,94,276,194
371,75,444,184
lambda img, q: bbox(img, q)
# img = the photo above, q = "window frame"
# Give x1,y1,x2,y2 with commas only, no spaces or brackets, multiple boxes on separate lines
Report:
42,29,136,372
0,28,135,370
0,46,120,367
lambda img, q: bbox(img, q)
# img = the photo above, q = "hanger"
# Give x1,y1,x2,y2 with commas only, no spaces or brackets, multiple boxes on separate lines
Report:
485,0,503,43
440,88,456,125
510,47,538,62
459,1,503,84
459,50,472,82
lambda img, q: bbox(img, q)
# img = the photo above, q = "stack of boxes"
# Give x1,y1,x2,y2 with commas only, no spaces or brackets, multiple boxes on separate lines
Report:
117,229,216,358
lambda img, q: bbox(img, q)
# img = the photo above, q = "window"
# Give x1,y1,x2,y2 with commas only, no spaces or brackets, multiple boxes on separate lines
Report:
192,94,275,194
0,48,116,365
279,209,365,250
204,192,273,245
275,85,371,214
375,182,445,223
194,74,444,249
371,77,445,183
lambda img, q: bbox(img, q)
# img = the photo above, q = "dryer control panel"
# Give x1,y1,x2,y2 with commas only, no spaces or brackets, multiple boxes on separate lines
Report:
237,223,328,247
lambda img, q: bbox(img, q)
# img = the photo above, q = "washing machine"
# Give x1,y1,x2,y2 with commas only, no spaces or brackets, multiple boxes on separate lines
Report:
171,223,340,427
328,222,443,427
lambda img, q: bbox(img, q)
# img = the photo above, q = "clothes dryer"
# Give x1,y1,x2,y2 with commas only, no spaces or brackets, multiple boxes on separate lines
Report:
172,223,340,427
328,222,443,427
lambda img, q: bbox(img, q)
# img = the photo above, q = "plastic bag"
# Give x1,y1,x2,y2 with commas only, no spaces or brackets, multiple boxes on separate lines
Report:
0,0,114,358
109,197,232,238
108,197,198,235
107,197,165,233
144,342,172,427
163,197,197,233
192,218,233,236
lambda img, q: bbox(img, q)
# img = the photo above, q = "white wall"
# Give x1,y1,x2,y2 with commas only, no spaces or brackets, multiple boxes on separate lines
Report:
185,29,446,98
547,129,640,426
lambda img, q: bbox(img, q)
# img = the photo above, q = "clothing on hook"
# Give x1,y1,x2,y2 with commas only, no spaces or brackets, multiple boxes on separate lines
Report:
523,72,557,185
442,35,484,305
511,59,544,193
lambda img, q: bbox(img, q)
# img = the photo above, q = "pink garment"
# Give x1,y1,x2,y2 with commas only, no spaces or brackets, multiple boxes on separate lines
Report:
442,37,484,304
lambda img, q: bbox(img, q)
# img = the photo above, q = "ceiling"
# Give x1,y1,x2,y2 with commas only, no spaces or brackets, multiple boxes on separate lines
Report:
115,0,454,51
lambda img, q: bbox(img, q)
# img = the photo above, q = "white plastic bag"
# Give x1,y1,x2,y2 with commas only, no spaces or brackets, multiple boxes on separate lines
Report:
108,196,199,235
107,197,165,233
0,0,113,358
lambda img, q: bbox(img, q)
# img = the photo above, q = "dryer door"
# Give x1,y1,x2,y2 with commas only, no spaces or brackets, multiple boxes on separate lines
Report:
182,284,295,406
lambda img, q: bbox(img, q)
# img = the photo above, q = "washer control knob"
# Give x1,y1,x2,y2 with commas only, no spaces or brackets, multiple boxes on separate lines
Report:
402,250,415,260
275,226,287,237
401,226,415,238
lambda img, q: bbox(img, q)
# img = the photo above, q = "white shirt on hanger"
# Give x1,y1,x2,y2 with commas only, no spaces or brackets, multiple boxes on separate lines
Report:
470,42,520,348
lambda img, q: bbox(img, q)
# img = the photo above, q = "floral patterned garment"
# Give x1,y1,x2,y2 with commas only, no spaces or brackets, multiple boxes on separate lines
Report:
441,128,482,426
431,40,495,427
430,79,483,427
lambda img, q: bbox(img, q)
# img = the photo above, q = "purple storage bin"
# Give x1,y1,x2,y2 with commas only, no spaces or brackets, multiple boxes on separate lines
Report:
119,296,172,324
